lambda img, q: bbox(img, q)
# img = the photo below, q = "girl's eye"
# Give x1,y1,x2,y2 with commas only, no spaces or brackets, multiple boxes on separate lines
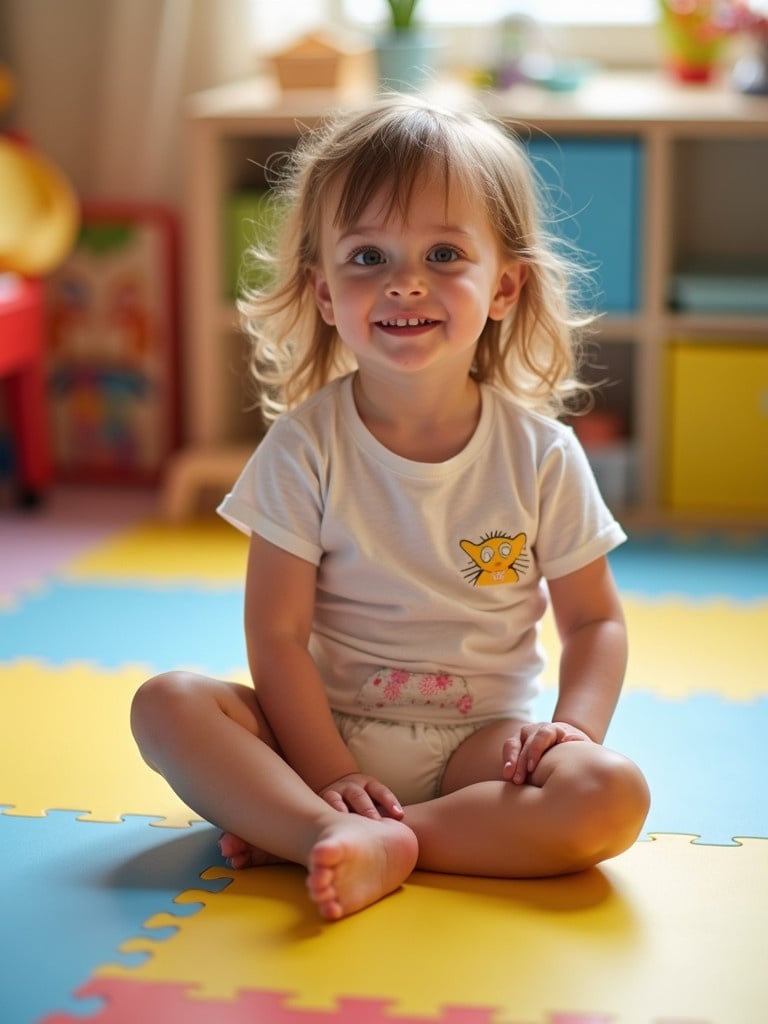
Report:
351,247,385,266
428,245,460,264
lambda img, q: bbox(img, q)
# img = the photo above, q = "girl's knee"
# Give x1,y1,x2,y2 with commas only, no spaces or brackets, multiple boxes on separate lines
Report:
594,750,649,827
130,671,210,758
131,671,267,764
132,670,200,722
563,748,650,868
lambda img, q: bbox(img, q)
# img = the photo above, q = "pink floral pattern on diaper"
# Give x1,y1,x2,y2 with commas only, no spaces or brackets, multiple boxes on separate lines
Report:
357,668,474,716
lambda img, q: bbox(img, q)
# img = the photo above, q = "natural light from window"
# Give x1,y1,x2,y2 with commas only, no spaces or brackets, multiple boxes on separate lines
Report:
340,1,658,25
249,1,662,57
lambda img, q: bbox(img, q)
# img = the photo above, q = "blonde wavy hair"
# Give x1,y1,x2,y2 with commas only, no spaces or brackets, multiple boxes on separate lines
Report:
239,94,595,422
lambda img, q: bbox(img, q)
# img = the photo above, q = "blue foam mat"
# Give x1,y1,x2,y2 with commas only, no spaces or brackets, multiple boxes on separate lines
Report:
0,583,246,671
609,533,768,600
0,813,225,1024
600,692,766,845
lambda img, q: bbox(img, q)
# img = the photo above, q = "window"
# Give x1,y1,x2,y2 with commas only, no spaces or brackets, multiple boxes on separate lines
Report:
249,1,662,64
339,1,657,27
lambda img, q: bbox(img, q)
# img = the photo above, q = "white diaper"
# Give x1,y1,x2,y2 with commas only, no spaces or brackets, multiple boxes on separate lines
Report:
331,710,482,806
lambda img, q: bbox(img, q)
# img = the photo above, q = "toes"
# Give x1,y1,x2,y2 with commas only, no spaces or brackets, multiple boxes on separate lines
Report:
305,819,417,921
227,852,252,870
310,836,342,864
306,865,335,900
318,899,343,922
218,833,247,859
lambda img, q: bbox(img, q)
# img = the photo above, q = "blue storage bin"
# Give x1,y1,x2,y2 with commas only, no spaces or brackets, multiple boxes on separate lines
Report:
526,137,642,314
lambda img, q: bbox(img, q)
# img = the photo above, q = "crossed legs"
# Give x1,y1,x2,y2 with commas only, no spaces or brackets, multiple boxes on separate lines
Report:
131,672,649,920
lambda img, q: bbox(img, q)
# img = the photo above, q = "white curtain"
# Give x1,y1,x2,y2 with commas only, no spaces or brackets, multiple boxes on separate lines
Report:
3,0,260,204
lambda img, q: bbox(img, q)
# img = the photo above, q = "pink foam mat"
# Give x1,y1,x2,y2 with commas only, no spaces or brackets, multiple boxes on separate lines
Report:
0,485,157,599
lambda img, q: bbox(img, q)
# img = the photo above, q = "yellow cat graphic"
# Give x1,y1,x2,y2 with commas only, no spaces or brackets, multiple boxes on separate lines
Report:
460,531,528,586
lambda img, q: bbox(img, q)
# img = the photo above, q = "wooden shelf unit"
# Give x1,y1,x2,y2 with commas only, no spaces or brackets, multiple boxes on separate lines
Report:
171,72,768,526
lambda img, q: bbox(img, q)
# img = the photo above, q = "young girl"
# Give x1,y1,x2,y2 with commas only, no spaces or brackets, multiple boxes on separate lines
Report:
131,95,650,922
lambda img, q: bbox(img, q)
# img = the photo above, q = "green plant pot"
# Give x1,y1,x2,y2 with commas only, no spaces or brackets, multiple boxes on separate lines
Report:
375,31,439,92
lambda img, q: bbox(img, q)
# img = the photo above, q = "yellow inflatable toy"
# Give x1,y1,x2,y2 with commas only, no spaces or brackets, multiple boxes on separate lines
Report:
0,64,79,277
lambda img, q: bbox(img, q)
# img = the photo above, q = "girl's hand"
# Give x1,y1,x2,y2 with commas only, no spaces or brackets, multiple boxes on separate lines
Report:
502,722,593,785
319,773,404,820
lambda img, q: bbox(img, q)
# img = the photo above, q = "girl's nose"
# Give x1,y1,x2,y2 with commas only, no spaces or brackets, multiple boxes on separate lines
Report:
385,267,427,298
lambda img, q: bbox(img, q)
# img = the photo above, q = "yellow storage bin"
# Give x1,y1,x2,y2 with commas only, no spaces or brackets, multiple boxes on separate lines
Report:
666,341,768,513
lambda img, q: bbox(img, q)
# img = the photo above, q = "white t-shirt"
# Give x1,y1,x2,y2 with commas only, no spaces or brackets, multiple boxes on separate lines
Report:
218,374,626,724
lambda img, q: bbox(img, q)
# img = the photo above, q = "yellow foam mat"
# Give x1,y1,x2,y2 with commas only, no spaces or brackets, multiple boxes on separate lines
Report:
64,518,248,586
100,836,768,1024
539,596,767,702
0,659,215,826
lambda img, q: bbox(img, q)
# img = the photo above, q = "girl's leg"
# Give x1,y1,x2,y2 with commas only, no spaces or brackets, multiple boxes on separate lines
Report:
403,719,649,877
130,671,418,919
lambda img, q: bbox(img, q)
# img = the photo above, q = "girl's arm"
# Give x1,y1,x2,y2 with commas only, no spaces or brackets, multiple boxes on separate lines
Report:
503,555,627,783
548,554,627,741
244,534,401,816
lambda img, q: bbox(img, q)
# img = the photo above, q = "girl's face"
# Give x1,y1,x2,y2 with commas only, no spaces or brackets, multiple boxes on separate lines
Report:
311,171,526,380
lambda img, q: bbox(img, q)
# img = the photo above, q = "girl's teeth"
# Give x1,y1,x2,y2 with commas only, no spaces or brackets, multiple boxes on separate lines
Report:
383,318,430,327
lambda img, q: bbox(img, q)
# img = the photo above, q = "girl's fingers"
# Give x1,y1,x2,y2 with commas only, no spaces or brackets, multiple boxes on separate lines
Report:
521,724,559,770
322,789,349,813
502,734,524,780
368,782,404,819
347,784,385,819
358,780,405,819
322,775,404,819
505,722,593,785
511,724,560,783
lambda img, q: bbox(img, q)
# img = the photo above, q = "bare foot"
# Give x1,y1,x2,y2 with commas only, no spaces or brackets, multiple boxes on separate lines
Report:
305,816,418,921
219,832,285,870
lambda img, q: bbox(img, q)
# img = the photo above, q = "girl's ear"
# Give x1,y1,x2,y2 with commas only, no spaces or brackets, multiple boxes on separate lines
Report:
489,261,529,321
310,268,335,325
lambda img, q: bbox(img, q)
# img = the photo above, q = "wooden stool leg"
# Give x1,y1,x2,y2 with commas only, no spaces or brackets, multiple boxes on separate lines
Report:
5,363,52,500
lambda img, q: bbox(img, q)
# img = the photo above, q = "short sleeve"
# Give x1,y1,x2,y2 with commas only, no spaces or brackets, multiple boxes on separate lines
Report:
534,428,626,580
217,417,325,566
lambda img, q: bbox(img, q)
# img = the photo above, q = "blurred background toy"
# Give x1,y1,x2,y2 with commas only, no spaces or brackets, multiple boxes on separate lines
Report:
0,61,79,505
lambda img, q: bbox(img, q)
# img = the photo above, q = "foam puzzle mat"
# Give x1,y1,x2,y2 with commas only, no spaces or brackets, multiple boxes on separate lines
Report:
1,491,767,1023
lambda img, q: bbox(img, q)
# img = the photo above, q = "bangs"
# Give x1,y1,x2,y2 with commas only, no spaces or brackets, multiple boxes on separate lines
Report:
329,106,475,230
